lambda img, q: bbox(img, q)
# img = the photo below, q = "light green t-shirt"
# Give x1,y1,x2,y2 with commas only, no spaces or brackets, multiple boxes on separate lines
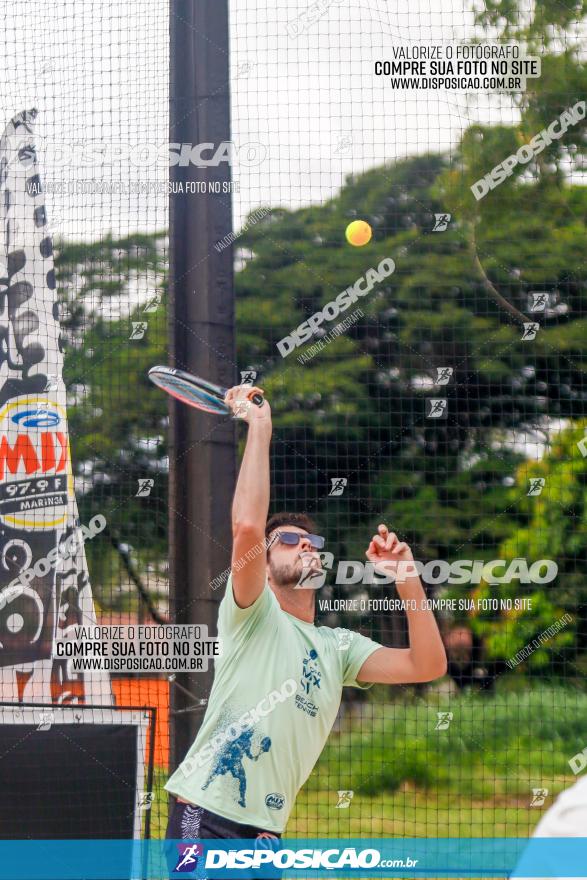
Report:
165,576,382,832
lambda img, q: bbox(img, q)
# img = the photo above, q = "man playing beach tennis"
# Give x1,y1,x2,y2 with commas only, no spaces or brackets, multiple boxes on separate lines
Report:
165,385,447,841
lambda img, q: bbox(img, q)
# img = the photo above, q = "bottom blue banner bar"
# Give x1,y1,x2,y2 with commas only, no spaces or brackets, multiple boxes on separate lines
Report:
0,838,586,879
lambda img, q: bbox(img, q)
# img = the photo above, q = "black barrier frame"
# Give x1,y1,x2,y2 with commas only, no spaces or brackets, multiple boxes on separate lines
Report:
0,701,156,841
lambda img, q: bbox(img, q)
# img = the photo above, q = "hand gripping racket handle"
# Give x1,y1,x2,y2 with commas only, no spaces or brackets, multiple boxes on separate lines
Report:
249,391,264,407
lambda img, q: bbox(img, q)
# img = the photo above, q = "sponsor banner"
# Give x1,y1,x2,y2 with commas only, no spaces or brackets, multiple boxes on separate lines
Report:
0,838,587,878
0,108,112,703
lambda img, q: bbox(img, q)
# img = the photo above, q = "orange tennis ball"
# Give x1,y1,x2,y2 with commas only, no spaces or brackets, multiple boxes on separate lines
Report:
345,220,372,247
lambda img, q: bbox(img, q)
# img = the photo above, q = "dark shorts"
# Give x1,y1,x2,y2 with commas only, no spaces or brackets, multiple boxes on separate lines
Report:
165,799,282,880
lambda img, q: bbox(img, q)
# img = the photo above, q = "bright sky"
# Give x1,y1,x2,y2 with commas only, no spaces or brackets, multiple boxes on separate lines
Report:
0,0,521,241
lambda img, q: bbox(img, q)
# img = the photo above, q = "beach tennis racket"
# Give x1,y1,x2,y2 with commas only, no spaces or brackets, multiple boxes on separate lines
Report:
148,365,264,416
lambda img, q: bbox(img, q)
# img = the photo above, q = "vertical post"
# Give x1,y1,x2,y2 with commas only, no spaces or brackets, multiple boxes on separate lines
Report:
168,0,235,767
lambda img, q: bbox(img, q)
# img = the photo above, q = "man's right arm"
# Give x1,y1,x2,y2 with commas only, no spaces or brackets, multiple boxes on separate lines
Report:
225,385,272,609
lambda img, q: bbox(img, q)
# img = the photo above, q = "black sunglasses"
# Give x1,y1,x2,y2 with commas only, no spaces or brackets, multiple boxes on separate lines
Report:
272,531,325,550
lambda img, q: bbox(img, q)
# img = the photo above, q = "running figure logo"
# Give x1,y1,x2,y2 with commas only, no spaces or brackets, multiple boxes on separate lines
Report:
201,728,271,808
301,649,321,695
174,844,203,873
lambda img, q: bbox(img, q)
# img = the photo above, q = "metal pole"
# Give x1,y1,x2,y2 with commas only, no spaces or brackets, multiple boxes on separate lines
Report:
168,0,235,768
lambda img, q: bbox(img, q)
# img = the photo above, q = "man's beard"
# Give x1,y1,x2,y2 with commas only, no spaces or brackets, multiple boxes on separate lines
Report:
268,553,321,590
268,555,303,590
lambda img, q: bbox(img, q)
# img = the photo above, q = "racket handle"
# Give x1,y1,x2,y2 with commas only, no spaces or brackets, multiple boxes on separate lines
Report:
250,392,264,407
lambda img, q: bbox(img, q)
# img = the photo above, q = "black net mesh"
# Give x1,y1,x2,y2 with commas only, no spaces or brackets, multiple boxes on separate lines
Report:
229,0,587,841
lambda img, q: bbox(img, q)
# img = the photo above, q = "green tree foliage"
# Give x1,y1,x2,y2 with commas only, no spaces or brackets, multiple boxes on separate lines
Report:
55,233,168,606
239,148,586,648
472,421,587,673
476,0,586,160
54,0,587,647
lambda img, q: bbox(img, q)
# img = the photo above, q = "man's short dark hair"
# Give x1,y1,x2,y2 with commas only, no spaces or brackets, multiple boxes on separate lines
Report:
265,512,318,542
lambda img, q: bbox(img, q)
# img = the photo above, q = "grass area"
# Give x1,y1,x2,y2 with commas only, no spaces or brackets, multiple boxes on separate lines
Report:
290,788,550,837
150,769,170,839
150,684,587,839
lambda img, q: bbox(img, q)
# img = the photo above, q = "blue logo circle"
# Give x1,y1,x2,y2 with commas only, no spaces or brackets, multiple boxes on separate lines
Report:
11,408,60,429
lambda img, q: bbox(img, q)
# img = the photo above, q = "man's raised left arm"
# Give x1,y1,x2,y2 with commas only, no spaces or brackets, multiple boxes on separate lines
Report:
357,524,447,685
